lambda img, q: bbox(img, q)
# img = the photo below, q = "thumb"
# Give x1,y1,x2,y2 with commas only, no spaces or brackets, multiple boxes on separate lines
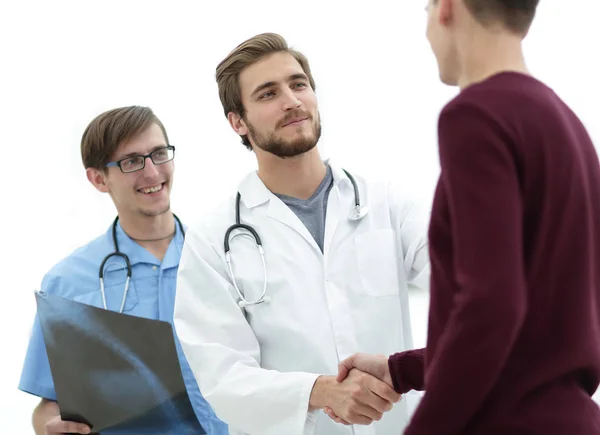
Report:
336,356,356,382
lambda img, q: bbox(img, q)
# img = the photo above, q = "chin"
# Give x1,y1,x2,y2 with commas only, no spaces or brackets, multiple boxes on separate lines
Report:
440,76,457,86
139,203,171,218
286,133,314,144
439,69,459,87
436,57,460,87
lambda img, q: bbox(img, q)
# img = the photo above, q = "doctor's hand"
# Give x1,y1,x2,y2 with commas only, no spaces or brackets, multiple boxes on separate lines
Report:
324,353,397,425
44,415,91,434
311,368,401,426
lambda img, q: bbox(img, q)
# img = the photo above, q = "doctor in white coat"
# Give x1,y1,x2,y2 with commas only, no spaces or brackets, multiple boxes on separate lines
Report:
174,33,430,435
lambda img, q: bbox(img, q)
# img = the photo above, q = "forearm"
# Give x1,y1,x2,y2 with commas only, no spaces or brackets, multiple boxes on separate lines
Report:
202,361,321,435
406,299,525,434
176,232,320,433
177,307,321,433
33,399,58,435
388,348,426,393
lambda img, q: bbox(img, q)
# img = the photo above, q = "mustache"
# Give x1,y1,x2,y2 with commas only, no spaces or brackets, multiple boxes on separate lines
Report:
276,110,311,129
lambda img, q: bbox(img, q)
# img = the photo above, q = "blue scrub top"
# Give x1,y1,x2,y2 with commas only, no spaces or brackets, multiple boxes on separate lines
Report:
19,220,228,434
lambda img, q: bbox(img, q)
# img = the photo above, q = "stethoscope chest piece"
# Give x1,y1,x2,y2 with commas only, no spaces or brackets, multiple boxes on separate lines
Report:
348,204,370,221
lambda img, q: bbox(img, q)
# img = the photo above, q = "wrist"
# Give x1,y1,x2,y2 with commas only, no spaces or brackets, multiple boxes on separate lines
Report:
383,366,393,387
373,354,394,387
388,349,425,393
308,375,336,410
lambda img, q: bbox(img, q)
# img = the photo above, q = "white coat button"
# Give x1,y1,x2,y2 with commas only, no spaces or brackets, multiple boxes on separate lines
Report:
152,266,158,271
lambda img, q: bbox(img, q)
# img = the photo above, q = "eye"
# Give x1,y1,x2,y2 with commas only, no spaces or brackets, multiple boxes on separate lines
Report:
259,91,275,99
293,82,307,89
123,157,141,167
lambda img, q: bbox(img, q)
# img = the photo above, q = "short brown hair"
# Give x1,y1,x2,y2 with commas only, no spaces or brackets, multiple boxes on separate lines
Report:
463,0,540,34
81,106,169,170
215,33,316,150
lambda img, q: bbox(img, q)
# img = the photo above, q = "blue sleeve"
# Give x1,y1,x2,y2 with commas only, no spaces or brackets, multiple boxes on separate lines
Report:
18,275,61,401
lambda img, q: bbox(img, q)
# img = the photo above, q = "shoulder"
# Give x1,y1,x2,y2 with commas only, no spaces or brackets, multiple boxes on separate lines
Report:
440,88,497,126
440,72,557,128
437,87,513,159
42,231,112,297
184,195,237,248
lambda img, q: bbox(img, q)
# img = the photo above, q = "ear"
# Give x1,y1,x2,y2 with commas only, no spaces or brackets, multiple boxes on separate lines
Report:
86,167,110,193
438,0,453,26
227,112,249,137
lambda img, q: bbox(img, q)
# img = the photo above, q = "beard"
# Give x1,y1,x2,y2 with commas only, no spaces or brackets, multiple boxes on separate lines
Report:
246,111,322,158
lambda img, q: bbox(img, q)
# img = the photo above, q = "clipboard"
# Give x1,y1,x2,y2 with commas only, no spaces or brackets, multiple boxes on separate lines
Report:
35,291,206,434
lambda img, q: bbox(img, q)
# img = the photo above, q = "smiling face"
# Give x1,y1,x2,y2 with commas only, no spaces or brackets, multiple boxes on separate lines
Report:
228,51,321,158
86,123,174,218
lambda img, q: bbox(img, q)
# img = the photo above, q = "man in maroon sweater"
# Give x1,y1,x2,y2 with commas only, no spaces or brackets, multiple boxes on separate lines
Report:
325,0,600,433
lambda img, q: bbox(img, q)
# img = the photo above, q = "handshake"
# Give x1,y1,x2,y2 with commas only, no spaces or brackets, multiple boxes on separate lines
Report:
309,353,400,426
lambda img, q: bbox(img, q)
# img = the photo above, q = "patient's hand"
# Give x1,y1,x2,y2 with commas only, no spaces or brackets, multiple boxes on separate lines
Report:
324,353,398,425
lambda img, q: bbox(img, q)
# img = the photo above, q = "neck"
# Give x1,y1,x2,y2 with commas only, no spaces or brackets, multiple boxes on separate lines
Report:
255,148,327,200
457,30,529,90
118,212,175,240
118,212,176,262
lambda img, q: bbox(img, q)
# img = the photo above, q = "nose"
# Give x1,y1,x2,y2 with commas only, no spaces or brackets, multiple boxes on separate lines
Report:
142,156,160,177
281,87,302,111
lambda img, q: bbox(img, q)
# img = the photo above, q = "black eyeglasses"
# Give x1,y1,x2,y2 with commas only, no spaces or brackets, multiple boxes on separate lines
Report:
105,145,176,173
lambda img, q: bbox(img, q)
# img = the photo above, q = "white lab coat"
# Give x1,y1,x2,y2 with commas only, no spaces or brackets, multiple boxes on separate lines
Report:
174,162,430,435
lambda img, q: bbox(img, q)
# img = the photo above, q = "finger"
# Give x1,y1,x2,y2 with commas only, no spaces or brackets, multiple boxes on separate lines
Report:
367,377,402,404
324,407,351,425
47,419,91,434
333,416,351,425
338,353,362,382
346,402,382,424
361,389,395,413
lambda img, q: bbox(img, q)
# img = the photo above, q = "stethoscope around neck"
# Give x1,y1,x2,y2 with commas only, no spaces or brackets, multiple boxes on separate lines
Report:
223,169,369,309
99,214,184,313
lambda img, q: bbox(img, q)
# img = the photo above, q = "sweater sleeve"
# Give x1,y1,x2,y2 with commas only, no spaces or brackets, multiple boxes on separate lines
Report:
388,348,426,393
405,102,528,435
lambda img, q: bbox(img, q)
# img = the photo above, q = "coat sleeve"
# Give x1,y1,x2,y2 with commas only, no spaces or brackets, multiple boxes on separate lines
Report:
387,182,431,291
174,226,321,435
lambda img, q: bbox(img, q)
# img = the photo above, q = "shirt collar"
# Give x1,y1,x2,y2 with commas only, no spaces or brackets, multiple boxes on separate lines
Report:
107,218,185,269
237,158,352,210
162,220,185,269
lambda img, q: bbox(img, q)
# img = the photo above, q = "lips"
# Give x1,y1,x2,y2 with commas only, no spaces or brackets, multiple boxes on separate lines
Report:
280,115,310,128
137,182,165,194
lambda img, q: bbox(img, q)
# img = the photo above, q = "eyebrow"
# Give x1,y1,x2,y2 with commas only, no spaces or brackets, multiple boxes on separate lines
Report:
250,73,309,98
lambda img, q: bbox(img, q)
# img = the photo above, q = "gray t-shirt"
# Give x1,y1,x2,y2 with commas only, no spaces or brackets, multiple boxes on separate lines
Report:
275,164,334,252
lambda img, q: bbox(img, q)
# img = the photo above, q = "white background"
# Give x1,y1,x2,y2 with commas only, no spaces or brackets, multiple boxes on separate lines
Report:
1,1,599,433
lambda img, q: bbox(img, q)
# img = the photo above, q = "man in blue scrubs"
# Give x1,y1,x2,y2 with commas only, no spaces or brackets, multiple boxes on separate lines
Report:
19,106,227,435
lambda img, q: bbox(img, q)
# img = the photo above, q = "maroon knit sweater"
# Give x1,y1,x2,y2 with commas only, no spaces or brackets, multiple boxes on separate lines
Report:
390,72,600,435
